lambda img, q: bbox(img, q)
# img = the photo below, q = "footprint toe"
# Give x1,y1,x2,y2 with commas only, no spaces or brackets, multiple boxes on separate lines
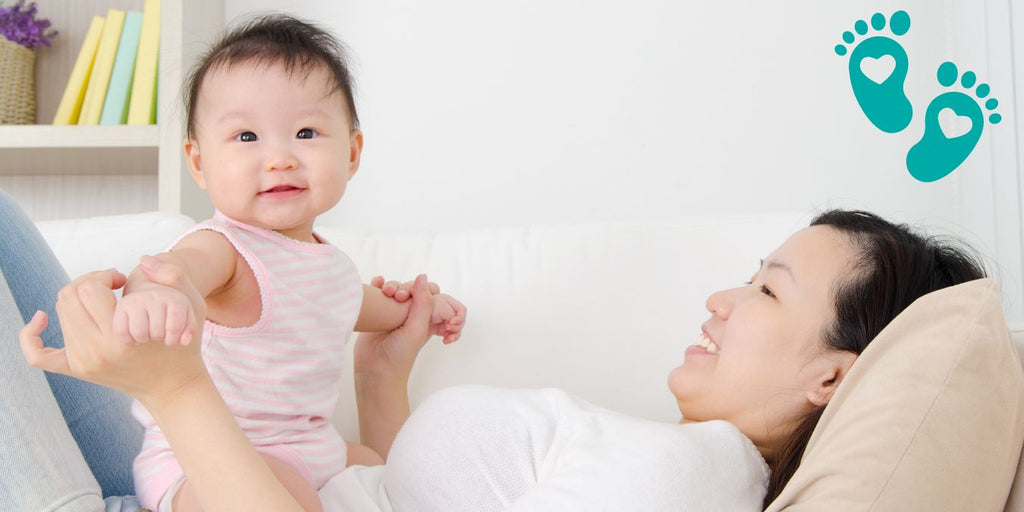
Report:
890,11,911,35
937,62,958,86
871,13,886,30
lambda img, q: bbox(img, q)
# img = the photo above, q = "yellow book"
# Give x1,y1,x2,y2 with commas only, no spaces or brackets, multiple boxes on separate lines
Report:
78,9,126,125
52,16,106,125
127,0,160,125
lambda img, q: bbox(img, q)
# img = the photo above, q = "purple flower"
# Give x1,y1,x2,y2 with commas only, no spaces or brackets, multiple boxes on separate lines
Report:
0,0,57,49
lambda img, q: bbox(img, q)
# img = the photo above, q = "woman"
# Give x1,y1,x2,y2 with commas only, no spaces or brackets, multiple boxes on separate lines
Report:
5,188,985,510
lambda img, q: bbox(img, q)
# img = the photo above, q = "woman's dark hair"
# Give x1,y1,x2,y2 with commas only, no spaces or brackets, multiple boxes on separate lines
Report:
184,13,359,138
763,209,987,508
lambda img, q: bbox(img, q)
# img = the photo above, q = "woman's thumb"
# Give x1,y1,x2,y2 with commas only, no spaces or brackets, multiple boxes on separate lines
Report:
405,274,435,335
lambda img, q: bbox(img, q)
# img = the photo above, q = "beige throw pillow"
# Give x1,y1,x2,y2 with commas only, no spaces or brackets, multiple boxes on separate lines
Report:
765,278,1024,511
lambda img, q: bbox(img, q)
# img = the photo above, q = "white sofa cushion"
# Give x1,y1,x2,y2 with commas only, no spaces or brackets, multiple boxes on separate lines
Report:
36,212,196,282
36,212,810,440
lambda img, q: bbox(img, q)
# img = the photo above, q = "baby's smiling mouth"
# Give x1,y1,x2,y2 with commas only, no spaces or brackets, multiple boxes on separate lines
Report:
259,185,304,195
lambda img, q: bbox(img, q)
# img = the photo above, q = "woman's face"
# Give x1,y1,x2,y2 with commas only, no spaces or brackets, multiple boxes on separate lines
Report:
668,225,858,461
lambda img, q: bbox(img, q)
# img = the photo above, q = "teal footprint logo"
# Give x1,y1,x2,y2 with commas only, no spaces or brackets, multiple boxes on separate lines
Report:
836,11,1002,182
906,62,1002,182
835,11,913,133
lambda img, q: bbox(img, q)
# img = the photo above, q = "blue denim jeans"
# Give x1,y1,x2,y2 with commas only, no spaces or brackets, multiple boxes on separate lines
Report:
0,191,142,510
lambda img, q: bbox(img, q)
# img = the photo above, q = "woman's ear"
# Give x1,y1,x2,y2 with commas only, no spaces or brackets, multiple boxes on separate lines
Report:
347,129,363,180
806,351,858,407
184,138,207,190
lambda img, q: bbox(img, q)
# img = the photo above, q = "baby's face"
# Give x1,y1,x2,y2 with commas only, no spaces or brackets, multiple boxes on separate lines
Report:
186,60,361,242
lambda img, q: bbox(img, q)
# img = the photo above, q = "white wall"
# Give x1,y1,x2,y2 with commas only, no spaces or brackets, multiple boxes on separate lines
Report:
223,1,1022,316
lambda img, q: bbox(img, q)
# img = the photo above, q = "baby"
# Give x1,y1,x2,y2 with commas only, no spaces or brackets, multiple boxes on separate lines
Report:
116,15,465,512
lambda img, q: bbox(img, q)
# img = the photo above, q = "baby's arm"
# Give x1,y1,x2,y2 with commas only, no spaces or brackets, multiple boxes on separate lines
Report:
115,230,238,345
353,284,415,333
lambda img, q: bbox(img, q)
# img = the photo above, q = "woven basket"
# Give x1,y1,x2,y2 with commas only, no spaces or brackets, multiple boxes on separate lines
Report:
0,37,36,124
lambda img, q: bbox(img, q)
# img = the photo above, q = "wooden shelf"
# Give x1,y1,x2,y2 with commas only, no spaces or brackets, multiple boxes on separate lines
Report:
0,125,158,175
0,125,158,148
2,0,222,219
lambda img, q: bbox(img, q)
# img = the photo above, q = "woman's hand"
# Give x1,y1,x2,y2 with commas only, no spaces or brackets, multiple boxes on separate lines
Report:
370,275,467,344
20,263,207,404
354,274,436,459
21,264,307,511
354,274,436,380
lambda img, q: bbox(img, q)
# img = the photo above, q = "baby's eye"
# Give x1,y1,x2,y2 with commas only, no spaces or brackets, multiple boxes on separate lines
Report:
235,131,258,142
296,128,317,139
760,284,776,298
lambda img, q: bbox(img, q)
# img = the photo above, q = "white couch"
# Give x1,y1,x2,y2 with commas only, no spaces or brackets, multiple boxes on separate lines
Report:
35,211,1024,510
36,211,815,441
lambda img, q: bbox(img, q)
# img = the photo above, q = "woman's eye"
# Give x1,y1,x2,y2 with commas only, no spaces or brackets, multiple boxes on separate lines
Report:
236,131,257,142
760,284,776,298
296,128,317,139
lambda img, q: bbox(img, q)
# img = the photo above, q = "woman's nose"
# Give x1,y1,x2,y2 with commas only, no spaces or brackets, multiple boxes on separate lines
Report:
705,286,744,319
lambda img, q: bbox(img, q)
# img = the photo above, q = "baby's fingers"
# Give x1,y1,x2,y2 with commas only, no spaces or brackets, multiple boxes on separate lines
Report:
382,280,402,299
444,294,467,323
127,308,152,344
164,302,189,346
442,330,461,345
400,280,440,300
19,311,72,375
148,305,167,344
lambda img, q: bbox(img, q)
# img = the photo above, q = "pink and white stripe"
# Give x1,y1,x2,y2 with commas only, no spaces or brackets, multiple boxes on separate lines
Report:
132,211,363,509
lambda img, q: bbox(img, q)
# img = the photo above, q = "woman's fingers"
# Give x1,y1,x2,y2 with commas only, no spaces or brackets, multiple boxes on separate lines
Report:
404,275,435,339
113,307,134,345
61,269,125,333
19,310,72,375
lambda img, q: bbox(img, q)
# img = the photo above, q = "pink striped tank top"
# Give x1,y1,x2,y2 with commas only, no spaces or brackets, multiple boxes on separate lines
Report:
131,211,363,509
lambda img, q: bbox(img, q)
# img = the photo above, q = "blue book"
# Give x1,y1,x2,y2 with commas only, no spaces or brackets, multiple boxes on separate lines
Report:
100,11,143,125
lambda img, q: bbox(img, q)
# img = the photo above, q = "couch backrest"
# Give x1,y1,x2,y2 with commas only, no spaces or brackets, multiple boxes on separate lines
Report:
36,212,1024,509
36,211,812,441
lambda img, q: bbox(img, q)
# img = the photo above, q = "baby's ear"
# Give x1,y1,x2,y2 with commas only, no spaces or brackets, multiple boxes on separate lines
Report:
347,129,364,178
184,138,207,189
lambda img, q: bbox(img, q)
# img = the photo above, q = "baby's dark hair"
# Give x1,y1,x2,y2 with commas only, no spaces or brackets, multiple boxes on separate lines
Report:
184,13,359,138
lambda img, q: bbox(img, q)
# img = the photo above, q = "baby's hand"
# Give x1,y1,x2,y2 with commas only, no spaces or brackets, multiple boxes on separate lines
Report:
114,257,198,346
372,276,466,344
430,293,466,345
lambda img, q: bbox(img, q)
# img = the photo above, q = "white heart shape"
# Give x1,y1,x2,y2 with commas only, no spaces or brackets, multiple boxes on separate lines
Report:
938,107,972,139
860,55,896,84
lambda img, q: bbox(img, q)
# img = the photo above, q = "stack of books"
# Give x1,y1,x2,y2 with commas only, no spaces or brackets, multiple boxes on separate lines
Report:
52,0,161,125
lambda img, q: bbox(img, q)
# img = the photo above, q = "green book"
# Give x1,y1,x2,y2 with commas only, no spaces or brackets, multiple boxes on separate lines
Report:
100,11,143,125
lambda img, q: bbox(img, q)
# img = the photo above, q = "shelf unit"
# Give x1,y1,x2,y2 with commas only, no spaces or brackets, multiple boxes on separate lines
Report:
0,0,223,220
